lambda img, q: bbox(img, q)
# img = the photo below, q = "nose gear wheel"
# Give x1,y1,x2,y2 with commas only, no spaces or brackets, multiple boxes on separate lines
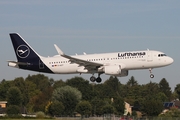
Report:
149,68,154,78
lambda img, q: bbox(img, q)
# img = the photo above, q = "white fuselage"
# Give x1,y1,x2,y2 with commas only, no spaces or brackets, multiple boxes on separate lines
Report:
41,50,173,74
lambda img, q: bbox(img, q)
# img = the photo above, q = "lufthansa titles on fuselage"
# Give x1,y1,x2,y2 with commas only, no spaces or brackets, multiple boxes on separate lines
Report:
118,52,146,57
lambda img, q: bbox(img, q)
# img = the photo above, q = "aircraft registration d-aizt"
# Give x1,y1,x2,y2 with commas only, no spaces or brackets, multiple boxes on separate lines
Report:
8,33,174,83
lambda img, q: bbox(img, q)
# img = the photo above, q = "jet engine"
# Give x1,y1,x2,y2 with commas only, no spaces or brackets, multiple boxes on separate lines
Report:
104,65,128,77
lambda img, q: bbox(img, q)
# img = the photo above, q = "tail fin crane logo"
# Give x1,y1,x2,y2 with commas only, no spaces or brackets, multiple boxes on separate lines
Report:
16,45,30,58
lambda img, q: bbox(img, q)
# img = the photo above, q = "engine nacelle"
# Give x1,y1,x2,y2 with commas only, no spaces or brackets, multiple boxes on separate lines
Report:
104,65,121,75
116,70,128,77
104,65,128,77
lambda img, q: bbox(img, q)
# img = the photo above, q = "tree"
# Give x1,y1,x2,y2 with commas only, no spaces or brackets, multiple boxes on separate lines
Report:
155,92,168,102
28,94,43,112
6,87,22,116
126,76,138,87
142,99,163,116
25,74,53,112
91,97,107,116
7,87,22,106
0,73,175,117
75,101,92,117
159,78,172,100
52,86,82,115
48,101,64,116
36,111,45,119
66,77,93,100
103,76,121,97
6,105,20,116
102,104,115,114
53,79,66,89
25,74,51,91
92,84,105,99
142,81,160,98
175,84,180,99
125,85,142,105
13,77,29,106
0,80,12,100
112,96,125,115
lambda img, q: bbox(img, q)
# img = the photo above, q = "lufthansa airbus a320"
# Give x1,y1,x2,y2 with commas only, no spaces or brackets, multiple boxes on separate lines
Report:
8,33,173,83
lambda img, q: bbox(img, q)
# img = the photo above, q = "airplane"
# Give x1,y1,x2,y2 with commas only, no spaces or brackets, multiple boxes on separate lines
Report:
8,33,174,83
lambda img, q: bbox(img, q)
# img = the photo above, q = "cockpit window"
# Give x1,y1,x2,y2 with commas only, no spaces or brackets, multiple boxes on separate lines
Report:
158,54,167,57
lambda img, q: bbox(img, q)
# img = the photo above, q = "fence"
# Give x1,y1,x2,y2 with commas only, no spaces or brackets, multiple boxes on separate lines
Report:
56,116,180,120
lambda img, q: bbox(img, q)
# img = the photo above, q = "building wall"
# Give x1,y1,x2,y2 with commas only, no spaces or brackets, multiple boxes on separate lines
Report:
0,101,7,108
124,102,132,115
0,104,6,108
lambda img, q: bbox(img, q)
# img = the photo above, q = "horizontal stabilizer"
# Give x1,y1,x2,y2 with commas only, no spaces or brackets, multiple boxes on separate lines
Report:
7,61,29,65
7,61,30,68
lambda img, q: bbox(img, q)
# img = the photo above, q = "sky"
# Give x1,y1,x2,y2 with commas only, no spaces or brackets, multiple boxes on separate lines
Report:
0,1,180,91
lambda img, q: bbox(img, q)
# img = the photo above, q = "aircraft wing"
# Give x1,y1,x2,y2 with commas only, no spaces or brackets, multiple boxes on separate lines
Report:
54,44,103,70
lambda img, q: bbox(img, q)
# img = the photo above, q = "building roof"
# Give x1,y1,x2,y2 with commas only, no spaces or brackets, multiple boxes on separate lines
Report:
174,100,180,108
0,101,7,104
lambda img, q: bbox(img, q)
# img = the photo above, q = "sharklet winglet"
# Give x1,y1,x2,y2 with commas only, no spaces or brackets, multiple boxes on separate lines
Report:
54,44,64,56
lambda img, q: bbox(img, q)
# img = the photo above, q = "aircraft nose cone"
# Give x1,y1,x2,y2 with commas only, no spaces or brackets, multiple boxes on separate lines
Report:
168,57,174,65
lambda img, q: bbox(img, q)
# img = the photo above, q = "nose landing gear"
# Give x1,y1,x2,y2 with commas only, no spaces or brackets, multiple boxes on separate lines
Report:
150,74,154,78
149,68,154,78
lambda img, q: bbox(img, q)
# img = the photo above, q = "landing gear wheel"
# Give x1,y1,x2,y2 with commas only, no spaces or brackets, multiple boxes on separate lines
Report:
150,74,154,78
90,76,96,82
149,68,154,78
96,77,102,83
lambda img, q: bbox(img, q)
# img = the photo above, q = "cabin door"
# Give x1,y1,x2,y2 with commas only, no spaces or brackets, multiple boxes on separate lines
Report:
147,51,153,62
39,59,44,69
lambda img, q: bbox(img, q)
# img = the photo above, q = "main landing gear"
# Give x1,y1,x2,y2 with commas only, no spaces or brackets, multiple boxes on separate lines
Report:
149,68,154,78
90,73,102,83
